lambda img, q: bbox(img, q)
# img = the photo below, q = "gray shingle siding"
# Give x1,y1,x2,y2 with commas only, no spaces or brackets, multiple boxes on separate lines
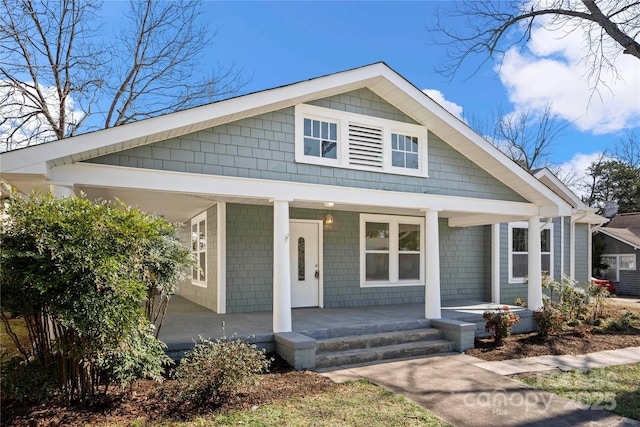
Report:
87,90,525,203
226,204,274,313
223,204,493,312
574,224,589,284
308,88,419,124
440,221,490,301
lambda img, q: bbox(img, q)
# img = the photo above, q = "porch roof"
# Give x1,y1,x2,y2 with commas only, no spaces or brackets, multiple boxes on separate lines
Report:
1,63,573,221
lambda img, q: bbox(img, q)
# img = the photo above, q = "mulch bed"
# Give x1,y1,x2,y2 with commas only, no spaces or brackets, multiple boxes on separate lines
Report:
2,355,340,427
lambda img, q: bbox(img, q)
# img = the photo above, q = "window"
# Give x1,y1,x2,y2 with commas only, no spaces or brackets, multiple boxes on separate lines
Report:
360,214,423,287
295,104,428,176
298,237,306,281
191,211,207,287
391,133,419,169
303,118,337,159
508,221,553,283
601,254,636,281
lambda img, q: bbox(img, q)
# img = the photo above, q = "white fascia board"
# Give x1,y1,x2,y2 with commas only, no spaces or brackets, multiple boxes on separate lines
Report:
583,215,608,225
50,162,540,217
0,161,48,176
449,214,531,228
533,168,585,209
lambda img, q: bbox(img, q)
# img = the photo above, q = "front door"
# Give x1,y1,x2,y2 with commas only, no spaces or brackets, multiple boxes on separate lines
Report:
289,220,321,308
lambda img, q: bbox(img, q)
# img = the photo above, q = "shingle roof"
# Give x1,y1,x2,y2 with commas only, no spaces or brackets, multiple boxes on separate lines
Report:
599,212,640,249
607,212,640,233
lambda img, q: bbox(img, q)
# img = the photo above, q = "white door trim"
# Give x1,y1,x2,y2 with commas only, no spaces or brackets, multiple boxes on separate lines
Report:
290,219,323,308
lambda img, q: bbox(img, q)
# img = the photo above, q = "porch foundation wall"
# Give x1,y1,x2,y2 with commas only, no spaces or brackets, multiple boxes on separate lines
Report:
431,319,475,351
274,332,317,370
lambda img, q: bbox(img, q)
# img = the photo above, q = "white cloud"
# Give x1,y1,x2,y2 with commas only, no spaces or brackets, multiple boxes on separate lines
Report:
422,89,464,120
0,82,84,151
557,151,605,198
497,13,640,135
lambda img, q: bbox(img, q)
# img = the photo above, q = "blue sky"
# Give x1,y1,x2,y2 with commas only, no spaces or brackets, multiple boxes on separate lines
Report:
105,1,640,177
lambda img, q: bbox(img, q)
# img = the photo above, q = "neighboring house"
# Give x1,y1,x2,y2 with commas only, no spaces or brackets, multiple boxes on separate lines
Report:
0,63,605,338
593,213,640,296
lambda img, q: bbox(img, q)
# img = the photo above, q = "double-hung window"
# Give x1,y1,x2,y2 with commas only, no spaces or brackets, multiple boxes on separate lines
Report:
295,104,428,176
191,211,207,287
508,221,553,283
360,214,424,287
601,254,636,281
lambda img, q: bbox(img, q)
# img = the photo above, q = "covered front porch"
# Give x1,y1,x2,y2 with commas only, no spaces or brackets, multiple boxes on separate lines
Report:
159,296,535,363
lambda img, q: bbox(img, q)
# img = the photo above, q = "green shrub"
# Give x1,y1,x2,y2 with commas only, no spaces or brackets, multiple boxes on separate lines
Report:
587,282,610,322
533,304,564,337
174,337,271,404
0,191,186,403
483,306,520,345
542,275,588,322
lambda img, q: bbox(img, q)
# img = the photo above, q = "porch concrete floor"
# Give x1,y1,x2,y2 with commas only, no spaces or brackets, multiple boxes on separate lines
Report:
159,296,528,351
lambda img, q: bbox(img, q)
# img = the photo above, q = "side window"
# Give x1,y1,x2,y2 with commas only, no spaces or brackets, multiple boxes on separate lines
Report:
508,222,553,283
191,211,207,287
601,254,636,282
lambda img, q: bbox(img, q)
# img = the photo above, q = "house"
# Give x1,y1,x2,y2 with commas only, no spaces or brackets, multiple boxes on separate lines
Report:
0,63,605,367
593,212,640,296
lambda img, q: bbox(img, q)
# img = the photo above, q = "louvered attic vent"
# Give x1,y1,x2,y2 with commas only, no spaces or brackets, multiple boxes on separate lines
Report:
348,123,383,168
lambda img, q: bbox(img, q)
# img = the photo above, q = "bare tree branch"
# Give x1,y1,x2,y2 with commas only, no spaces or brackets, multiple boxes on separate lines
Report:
0,0,245,150
103,0,245,128
469,104,570,172
430,1,640,90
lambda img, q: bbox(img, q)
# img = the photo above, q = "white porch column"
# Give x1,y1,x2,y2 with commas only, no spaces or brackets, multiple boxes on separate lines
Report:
527,216,543,310
569,219,576,279
424,209,441,319
48,182,74,198
272,199,292,333
491,223,501,304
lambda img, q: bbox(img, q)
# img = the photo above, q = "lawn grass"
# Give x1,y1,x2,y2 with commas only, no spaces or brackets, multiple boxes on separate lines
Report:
131,379,451,427
518,363,640,421
0,316,30,360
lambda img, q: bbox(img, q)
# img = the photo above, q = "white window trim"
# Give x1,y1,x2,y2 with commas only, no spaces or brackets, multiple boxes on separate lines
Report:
295,104,428,177
360,214,424,288
191,211,207,288
601,254,636,282
508,221,554,284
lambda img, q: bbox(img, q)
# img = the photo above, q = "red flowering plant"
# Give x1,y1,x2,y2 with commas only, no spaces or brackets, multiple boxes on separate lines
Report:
483,306,520,345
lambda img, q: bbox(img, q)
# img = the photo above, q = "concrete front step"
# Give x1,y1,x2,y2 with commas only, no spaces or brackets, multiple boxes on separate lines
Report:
300,319,432,340
316,328,443,354
315,339,453,368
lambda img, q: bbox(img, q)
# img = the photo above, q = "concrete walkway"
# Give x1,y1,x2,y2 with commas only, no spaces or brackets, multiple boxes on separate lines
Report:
474,347,640,376
320,348,640,427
